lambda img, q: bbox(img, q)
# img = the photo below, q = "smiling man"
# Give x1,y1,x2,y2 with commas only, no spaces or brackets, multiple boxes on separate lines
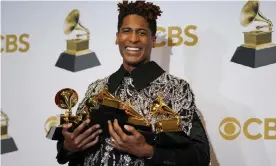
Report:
55,1,210,166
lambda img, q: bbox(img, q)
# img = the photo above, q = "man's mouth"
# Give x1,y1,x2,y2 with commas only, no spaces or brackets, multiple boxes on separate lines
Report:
125,46,142,52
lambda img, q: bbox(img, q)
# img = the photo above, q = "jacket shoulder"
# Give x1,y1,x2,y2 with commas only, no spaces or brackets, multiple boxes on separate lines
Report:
86,76,109,95
158,73,190,87
76,76,109,110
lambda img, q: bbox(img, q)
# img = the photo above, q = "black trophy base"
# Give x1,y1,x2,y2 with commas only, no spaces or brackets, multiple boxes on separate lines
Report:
231,45,276,68
89,105,153,141
1,137,18,154
90,105,129,138
46,124,91,141
55,51,101,72
46,126,64,140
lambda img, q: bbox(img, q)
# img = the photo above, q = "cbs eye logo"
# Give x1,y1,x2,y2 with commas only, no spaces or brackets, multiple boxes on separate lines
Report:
219,117,276,140
219,117,241,140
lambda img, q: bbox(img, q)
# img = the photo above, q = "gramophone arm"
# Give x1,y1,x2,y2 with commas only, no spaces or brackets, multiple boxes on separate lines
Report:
76,32,90,39
256,23,273,31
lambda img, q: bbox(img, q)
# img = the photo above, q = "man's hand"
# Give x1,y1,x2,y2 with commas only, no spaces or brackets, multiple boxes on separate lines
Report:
62,119,102,152
108,119,153,158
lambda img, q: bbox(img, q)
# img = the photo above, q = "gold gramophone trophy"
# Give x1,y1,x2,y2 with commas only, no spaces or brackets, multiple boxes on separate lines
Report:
45,87,149,140
1,110,18,154
45,88,91,140
231,0,276,68
45,87,185,147
55,9,101,72
85,89,185,147
149,96,182,133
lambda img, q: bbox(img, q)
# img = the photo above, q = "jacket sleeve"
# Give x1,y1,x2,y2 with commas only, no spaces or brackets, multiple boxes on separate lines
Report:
56,140,77,164
146,82,210,166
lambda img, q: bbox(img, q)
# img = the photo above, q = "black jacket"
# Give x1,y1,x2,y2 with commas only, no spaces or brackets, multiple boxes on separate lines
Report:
56,61,210,166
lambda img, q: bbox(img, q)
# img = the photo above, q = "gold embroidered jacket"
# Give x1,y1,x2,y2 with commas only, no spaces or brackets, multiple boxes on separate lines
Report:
56,61,210,166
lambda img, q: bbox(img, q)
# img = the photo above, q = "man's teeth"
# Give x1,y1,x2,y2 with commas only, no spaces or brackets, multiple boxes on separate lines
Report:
126,47,141,51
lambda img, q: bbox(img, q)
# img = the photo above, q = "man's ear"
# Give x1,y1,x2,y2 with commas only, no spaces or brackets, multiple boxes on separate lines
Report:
115,32,119,45
152,35,156,48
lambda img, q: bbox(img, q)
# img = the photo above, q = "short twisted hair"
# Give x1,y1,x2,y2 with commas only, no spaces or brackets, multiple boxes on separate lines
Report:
117,0,162,36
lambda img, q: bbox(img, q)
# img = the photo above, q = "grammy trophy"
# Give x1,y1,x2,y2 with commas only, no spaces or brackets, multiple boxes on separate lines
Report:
45,88,188,149
231,0,276,68
55,9,101,72
1,110,18,154
45,88,90,140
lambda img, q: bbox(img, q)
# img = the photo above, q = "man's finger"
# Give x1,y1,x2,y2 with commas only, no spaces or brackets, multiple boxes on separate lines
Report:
62,123,72,139
108,120,123,145
110,137,118,146
111,141,120,150
113,119,128,142
81,136,99,150
110,136,126,151
124,125,139,137
78,129,102,148
72,119,90,137
74,124,100,144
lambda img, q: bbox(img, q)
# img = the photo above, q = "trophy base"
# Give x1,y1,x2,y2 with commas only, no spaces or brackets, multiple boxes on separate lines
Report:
243,31,272,46
1,137,18,154
231,44,276,68
46,126,64,140
55,51,101,72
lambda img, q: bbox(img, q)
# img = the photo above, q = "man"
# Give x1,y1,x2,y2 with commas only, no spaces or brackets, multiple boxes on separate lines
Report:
56,1,210,166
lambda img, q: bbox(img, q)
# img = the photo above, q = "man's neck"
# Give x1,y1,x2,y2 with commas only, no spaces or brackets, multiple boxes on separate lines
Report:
123,60,149,73
123,64,136,73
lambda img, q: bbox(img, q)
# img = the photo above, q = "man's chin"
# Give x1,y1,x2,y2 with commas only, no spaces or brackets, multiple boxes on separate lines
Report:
124,59,147,67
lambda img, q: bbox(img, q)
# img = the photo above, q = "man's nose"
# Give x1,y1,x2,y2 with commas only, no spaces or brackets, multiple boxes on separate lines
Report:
129,33,139,43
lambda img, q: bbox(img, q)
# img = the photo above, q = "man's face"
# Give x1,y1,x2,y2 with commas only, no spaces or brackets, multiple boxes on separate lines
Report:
116,14,156,66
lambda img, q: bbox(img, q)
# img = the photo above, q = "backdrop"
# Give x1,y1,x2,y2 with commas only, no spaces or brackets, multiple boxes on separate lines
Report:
1,1,276,166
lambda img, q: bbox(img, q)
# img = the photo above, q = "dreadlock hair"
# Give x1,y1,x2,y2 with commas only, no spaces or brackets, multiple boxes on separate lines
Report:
117,0,162,36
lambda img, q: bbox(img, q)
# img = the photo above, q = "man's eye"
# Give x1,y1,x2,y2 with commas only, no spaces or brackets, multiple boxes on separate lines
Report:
138,31,147,35
122,29,130,33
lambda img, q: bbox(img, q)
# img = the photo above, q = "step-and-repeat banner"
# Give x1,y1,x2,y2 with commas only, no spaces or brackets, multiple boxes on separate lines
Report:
1,1,276,166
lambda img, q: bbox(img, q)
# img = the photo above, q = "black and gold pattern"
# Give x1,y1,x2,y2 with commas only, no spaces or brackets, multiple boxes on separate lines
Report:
73,61,199,166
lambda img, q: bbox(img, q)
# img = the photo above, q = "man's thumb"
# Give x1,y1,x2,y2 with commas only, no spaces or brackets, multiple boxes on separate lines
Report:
63,123,72,129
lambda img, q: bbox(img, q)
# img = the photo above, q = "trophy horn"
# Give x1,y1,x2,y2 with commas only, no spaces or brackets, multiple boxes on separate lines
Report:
64,9,90,38
89,89,147,120
85,89,122,109
98,90,147,121
149,96,178,118
55,88,81,124
55,88,78,110
149,96,182,133
85,89,150,126
240,0,273,31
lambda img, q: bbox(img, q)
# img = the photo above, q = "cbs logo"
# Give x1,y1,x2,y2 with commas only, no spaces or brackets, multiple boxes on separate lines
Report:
219,117,276,140
1,34,30,53
155,25,198,47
